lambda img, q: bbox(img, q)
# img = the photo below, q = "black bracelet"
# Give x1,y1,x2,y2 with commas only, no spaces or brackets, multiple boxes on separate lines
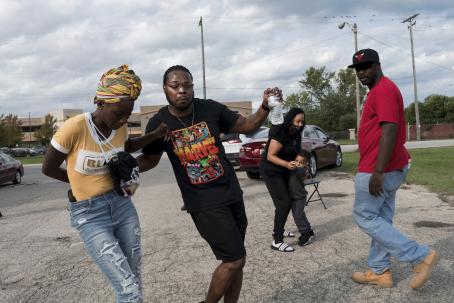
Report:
261,103,270,112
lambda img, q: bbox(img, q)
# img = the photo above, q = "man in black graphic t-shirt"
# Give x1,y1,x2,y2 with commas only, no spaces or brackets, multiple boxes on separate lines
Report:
138,65,280,303
143,99,243,212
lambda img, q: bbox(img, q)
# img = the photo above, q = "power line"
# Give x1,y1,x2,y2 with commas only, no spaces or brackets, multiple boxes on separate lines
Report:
358,32,454,74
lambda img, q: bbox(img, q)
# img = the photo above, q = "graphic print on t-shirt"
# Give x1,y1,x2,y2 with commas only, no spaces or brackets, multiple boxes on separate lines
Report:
171,122,224,184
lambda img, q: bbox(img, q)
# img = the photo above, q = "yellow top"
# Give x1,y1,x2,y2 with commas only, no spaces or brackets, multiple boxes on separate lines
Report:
51,113,127,201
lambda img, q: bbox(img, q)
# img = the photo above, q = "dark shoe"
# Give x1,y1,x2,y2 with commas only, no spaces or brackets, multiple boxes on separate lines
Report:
298,232,313,246
273,230,296,237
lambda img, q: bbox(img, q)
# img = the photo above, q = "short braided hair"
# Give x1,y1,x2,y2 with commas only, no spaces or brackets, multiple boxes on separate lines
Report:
163,65,193,85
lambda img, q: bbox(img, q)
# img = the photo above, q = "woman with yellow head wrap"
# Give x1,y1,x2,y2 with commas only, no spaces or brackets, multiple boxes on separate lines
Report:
43,64,168,302
95,64,142,104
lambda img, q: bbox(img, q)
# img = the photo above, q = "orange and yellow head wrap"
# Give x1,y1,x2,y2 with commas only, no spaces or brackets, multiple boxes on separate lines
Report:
95,64,142,104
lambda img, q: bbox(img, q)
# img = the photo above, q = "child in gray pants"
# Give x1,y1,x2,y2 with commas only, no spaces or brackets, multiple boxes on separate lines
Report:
288,165,314,246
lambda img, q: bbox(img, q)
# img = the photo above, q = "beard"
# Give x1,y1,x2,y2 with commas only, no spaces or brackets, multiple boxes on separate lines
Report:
165,91,194,111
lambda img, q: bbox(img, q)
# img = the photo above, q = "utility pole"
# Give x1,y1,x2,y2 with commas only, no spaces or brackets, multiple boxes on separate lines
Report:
28,112,31,148
338,22,361,132
403,13,421,141
198,16,207,100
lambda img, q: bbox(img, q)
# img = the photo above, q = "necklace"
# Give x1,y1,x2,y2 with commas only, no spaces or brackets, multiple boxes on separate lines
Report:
169,102,195,128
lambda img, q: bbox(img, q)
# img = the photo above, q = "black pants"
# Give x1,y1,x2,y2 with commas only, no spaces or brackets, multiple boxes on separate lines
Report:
262,169,311,243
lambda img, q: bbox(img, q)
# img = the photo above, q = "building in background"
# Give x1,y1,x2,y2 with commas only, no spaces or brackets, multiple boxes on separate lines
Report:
48,109,83,128
127,112,142,138
19,116,45,146
14,101,252,146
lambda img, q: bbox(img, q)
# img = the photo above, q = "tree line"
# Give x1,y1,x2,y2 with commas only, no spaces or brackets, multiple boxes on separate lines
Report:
405,95,454,125
1,70,453,147
283,66,454,131
0,114,57,147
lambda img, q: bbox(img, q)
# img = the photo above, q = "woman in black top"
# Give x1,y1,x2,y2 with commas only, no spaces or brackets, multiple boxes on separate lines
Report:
260,108,314,252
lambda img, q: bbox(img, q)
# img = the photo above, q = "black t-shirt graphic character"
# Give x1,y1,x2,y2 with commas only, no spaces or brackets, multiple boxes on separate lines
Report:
142,98,243,212
171,121,224,184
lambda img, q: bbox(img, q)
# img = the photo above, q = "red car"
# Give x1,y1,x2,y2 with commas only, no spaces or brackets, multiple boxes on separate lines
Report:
0,152,24,185
239,125,342,179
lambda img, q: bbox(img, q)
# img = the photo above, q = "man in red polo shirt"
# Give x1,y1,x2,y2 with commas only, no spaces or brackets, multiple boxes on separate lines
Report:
348,48,440,289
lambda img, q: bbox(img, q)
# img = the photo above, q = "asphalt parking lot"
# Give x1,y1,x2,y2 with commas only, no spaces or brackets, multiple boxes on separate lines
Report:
0,162,453,302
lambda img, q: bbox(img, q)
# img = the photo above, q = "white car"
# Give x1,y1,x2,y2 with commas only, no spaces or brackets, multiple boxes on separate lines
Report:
222,127,269,166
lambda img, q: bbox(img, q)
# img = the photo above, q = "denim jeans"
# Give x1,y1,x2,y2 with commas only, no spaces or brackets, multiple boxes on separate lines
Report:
353,166,429,274
68,191,142,303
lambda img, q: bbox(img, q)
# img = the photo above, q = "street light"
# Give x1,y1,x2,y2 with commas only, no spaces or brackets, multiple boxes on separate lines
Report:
338,22,361,133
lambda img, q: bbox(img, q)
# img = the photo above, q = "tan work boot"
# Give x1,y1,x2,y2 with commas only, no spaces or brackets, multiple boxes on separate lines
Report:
410,249,440,289
351,269,393,288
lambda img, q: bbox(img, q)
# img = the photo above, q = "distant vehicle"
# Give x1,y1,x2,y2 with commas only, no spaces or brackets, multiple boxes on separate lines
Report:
31,146,46,155
239,125,342,179
0,152,24,185
222,127,269,166
0,147,12,156
8,148,28,157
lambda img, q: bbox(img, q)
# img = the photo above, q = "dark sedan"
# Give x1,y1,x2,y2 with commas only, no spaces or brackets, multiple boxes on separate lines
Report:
0,152,24,185
239,125,342,179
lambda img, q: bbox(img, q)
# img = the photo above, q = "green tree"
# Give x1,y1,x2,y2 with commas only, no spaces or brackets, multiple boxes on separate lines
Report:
338,112,357,130
283,66,363,131
35,114,57,146
405,102,416,124
0,114,5,146
405,95,454,125
446,98,454,123
0,114,23,147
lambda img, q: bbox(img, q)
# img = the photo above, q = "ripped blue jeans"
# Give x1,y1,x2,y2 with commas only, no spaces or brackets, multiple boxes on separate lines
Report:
69,191,142,303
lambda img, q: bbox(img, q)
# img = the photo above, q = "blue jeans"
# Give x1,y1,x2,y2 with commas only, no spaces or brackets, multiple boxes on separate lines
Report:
68,191,142,303
353,166,429,274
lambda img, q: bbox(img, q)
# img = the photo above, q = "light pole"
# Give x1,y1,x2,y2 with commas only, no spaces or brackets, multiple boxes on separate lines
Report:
402,13,421,141
28,112,31,148
338,22,361,133
198,16,207,100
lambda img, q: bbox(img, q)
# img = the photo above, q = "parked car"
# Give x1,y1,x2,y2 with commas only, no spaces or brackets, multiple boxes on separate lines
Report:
239,125,342,179
31,146,46,155
8,148,28,157
0,152,24,185
221,127,269,166
0,147,12,156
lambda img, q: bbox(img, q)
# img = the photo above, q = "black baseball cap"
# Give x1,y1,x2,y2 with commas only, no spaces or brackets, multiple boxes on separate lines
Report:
348,48,380,68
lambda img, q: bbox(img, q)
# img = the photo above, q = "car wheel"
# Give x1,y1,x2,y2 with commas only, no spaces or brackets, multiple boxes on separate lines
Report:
335,148,343,167
246,171,261,180
13,170,21,184
309,154,317,177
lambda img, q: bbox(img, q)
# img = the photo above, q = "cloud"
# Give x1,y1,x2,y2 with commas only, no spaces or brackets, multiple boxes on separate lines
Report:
0,0,453,118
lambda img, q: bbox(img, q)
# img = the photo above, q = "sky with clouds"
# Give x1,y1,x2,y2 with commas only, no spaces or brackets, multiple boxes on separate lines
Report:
1,0,453,118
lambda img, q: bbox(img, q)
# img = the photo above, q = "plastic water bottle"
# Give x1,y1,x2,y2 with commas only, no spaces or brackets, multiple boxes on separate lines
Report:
268,95,284,125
